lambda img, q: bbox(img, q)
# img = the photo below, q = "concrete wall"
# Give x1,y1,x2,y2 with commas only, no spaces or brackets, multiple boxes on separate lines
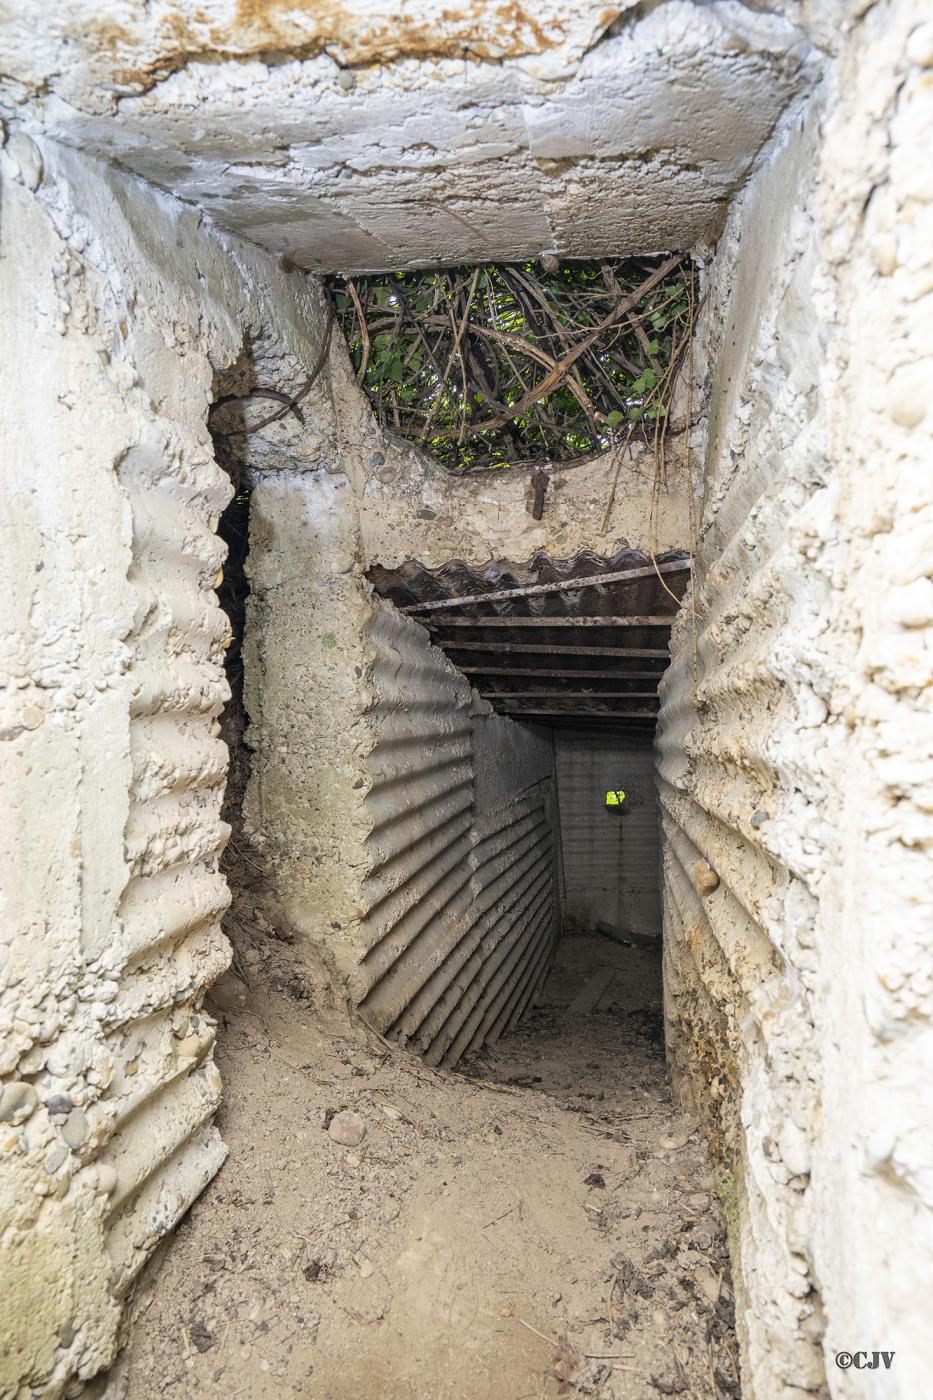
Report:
0,137,331,1398
556,734,661,936
657,3,933,1395
5,1,813,271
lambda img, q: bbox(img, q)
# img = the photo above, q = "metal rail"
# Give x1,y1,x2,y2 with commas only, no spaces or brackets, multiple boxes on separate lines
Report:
461,666,665,679
430,615,675,629
480,691,660,700
444,642,670,657
400,558,690,613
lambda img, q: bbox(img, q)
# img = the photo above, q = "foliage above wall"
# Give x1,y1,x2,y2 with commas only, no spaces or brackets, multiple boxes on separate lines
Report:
328,254,695,472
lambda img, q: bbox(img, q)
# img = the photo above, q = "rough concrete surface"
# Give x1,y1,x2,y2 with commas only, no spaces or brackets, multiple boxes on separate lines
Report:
1,3,813,268
0,136,329,1398
657,2,933,1395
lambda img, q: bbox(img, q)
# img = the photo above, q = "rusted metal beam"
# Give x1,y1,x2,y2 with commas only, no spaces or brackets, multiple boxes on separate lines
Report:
481,691,660,700
443,641,670,658
431,615,675,629
498,707,659,719
461,666,665,679
512,722,658,733
400,558,691,613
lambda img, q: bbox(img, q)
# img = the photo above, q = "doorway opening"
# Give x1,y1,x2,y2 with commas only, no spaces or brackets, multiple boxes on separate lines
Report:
361,546,689,1062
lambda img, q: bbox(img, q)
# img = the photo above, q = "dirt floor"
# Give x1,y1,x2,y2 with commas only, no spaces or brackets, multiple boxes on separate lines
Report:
104,925,739,1400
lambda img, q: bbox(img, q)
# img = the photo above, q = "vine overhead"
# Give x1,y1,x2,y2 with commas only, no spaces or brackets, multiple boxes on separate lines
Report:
328,254,695,473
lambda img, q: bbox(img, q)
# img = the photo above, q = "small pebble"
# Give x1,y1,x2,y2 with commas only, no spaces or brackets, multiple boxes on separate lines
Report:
45,1146,69,1173
327,1110,366,1147
0,1082,38,1125
95,1163,118,1196
694,1265,721,1304
209,974,247,1011
62,1108,89,1148
47,1093,74,1117
659,1129,694,1151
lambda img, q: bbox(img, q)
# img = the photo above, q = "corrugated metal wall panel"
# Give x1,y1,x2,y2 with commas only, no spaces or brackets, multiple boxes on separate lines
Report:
556,733,661,935
358,602,559,1065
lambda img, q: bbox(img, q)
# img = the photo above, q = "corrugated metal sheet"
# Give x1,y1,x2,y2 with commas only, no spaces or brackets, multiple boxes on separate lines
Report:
358,603,558,1066
368,548,689,730
556,734,660,935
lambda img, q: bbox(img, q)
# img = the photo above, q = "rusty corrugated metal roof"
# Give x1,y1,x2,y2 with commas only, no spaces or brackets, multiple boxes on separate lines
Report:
367,547,690,728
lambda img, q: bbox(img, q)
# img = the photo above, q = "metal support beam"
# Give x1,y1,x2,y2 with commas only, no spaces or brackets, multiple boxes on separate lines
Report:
443,641,670,658
501,707,659,719
513,717,658,730
481,691,660,700
431,615,675,629
461,666,665,679
400,558,691,613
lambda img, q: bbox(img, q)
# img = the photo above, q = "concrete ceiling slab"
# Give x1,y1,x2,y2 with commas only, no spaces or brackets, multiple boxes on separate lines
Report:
3,0,813,270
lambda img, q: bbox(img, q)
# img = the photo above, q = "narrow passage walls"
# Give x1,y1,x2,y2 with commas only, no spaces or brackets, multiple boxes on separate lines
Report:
0,124,693,1398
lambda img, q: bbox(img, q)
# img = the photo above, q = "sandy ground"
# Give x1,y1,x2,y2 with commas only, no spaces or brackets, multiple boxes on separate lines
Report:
103,926,738,1400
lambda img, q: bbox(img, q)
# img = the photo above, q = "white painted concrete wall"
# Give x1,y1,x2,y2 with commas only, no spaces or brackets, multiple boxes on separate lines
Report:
657,3,933,1394
0,137,331,1399
4,1,813,269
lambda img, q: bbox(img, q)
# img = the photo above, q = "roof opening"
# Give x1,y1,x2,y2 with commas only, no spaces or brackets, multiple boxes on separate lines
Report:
329,255,695,472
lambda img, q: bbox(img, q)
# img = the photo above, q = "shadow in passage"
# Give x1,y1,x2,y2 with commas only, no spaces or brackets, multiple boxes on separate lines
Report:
460,924,665,1114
